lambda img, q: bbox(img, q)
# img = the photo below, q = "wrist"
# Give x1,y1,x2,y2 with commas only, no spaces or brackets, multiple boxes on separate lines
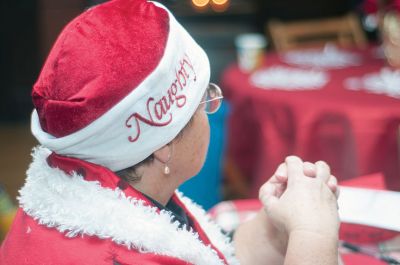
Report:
288,222,339,241
285,230,339,265
289,228,339,245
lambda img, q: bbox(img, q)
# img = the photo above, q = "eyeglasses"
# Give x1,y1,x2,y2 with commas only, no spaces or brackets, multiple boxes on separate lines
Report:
200,83,223,114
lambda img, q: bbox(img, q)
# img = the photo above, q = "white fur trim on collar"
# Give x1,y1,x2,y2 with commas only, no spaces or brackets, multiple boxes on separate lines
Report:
18,147,238,265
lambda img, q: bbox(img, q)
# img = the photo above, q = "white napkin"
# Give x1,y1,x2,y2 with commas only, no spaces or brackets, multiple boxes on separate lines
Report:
345,68,400,98
250,66,328,90
283,44,362,69
338,186,400,232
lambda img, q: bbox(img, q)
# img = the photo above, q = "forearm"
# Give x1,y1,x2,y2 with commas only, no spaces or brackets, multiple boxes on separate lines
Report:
233,210,287,265
284,230,338,265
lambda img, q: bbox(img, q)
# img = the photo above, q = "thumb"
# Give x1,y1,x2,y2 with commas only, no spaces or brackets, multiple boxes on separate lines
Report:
260,193,279,215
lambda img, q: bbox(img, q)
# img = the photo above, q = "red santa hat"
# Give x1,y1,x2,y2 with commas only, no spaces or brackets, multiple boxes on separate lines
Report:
31,0,210,171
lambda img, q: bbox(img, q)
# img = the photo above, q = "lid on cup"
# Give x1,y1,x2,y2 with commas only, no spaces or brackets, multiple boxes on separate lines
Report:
235,33,267,49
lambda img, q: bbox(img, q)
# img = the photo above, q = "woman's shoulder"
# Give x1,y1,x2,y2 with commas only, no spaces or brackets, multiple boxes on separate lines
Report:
0,208,112,265
1,208,193,265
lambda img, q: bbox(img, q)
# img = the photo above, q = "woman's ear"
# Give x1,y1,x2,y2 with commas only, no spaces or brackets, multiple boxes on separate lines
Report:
153,143,173,175
153,143,172,164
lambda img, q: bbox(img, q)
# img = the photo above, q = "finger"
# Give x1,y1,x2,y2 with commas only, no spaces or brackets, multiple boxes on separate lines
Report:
327,175,341,199
315,160,330,183
328,175,339,197
275,182,287,198
285,156,304,186
259,182,278,199
274,163,287,183
303,162,316,178
336,186,340,199
327,176,337,192
260,193,279,215
259,183,279,214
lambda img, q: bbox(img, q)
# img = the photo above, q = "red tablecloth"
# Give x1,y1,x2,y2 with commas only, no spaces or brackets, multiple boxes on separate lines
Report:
222,47,400,196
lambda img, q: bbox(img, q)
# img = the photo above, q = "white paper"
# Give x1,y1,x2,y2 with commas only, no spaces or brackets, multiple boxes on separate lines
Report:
338,186,400,231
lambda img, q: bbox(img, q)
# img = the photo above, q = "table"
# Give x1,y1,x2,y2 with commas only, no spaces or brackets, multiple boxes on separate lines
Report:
222,46,400,196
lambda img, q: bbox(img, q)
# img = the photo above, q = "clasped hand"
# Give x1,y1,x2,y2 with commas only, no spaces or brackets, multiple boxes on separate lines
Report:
259,156,340,238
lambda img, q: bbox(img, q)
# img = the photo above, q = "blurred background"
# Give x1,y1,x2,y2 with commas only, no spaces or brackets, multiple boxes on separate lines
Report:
2,0,399,241
0,0,375,202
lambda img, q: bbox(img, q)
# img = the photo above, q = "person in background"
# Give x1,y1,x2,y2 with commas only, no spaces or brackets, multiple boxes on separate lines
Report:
0,0,340,264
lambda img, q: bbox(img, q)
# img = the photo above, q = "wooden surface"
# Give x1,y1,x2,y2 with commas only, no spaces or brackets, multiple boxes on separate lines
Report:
267,13,368,52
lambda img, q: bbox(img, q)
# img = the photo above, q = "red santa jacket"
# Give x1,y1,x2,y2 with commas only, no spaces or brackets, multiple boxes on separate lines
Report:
0,147,238,265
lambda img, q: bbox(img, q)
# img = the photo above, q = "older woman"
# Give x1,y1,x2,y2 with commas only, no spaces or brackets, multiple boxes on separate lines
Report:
0,0,339,264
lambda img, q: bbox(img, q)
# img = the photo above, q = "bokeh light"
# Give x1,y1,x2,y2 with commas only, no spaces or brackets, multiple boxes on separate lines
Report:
211,0,229,5
210,0,230,12
192,0,210,8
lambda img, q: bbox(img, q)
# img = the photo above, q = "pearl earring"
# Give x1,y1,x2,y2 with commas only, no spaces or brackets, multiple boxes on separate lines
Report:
164,164,170,175
163,145,173,175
